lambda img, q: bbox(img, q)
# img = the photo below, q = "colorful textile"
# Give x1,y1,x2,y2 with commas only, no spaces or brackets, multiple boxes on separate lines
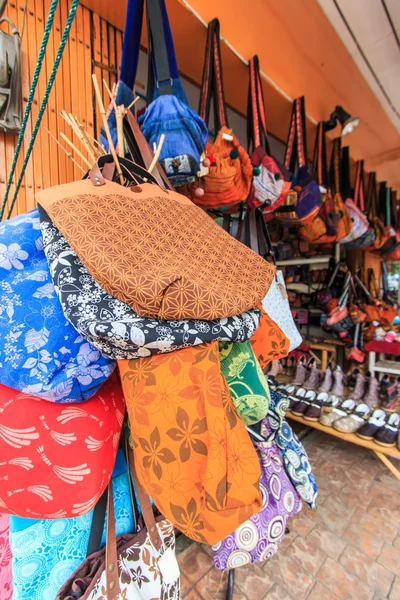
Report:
36,179,275,321
220,341,269,425
262,271,302,352
0,514,12,600
39,205,261,359
212,439,301,570
119,341,262,545
9,471,134,600
0,210,114,402
250,310,290,369
264,386,318,508
0,373,124,519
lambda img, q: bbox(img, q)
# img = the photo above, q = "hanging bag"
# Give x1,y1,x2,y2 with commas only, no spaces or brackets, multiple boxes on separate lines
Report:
180,19,252,208
377,183,400,257
344,160,376,249
275,98,322,225
246,55,290,213
140,0,208,186
364,173,391,253
338,151,370,245
0,11,22,134
326,137,353,242
386,190,400,261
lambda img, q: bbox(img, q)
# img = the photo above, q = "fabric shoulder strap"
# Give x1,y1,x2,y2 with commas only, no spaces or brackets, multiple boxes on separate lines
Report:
312,122,328,187
284,96,308,173
247,55,270,154
198,18,228,130
329,137,341,195
366,172,377,219
353,160,365,212
119,0,145,91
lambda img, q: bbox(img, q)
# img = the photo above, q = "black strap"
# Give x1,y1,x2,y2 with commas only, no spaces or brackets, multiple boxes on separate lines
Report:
146,0,173,103
340,146,351,200
312,122,328,187
366,172,377,219
329,137,341,195
353,160,365,212
284,96,308,174
247,55,270,154
86,487,108,557
378,181,387,224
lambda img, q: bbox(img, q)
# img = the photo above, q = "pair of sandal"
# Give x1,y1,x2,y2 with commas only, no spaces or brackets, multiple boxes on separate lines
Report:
357,409,400,447
282,386,334,422
319,398,371,433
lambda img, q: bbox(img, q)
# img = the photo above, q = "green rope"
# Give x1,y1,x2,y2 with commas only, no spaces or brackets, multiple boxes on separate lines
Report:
0,0,59,220
4,0,80,220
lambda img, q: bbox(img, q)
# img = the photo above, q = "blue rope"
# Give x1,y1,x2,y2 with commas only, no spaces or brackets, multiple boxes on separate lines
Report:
0,0,59,220
3,0,80,220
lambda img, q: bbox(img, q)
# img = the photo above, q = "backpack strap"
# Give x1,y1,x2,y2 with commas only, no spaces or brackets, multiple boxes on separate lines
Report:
119,0,144,92
312,122,328,187
284,96,308,174
340,146,351,200
198,18,228,131
366,172,377,220
247,55,270,154
353,160,365,213
329,137,341,196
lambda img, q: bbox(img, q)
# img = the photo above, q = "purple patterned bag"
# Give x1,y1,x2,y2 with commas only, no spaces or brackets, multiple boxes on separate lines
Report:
212,438,301,570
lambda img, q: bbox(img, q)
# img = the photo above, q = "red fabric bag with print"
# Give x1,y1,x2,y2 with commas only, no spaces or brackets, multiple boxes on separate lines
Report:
0,373,124,519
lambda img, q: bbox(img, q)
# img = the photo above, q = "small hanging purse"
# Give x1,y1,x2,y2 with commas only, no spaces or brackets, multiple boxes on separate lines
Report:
365,173,392,254
246,56,290,213
180,19,252,209
344,159,376,249
338,151,369,245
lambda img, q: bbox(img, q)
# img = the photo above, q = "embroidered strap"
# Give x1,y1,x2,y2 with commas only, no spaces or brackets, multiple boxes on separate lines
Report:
247,55,270,154
312,122,328,187
284,96,307,173
354,160,365,212
198,18,228,130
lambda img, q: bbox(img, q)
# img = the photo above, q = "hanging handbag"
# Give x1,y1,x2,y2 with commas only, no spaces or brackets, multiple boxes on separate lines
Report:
36,171,275,322
325,273,354,335
140,0,208,186
212,432,301,570
57,449,180,600
348,322,366,363
377,183,400,257
0,373,124,519
325,137,353,242
9,467,136,600
179,19,252,209
0,10,22,134
39,204,261,360
344,159,376,249
338,151,369,245
275,98,322,225
365,269,396,327
386,190,400,261
0,513,12,600
246,56,290,213
0,209,115,402
364,173,392,253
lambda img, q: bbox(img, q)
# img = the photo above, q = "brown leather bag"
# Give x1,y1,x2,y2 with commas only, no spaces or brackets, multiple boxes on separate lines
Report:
36,168,275,321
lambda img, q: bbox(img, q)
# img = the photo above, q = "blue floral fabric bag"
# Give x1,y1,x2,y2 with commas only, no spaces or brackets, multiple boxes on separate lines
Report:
262,383,318,509
9,468,134,600
0,210,115,402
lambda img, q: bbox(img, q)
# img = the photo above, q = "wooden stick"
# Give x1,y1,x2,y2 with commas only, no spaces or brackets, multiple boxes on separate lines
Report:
75,119,106,155
44,128,85,173
127,96,140,111
148,133,165,174
92,74,124,185
60,132,92,169
70,114,101,160
103,79,125,157
68,113,97,163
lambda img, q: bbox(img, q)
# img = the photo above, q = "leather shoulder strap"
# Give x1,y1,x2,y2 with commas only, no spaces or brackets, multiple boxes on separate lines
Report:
284,96,307,173
353,160,365,212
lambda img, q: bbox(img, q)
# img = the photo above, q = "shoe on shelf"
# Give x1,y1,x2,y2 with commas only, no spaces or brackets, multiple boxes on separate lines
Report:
269,360,283,379
374,413,400,447
303,392,330,421
346,368,360,390
330,365,344,398
333,403,372,434
351,371,367,402
288,387,307,411
379,375,398,412
292,356,307,386
304,361,321,391
356,409,387,441
319,397,346,427
363,372,380,408
318,363,333,393
291,390,317,416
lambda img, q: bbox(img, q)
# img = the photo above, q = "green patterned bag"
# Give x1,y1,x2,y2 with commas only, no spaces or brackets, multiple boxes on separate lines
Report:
220,341,270,425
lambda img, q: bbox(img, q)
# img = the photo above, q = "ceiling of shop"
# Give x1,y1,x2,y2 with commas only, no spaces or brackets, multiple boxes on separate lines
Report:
82,0,400,195
318,0,400,133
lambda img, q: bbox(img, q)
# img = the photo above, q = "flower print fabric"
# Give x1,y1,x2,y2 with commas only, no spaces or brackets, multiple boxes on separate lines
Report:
263,385,318,508
0,373,124,519
0,513,12,600
0,210,115,402
9,470,135,600
250,309,289,369
36,178,275,321
220,341,270,425
38,205,261,360
212,440,301,570
119,341,262,545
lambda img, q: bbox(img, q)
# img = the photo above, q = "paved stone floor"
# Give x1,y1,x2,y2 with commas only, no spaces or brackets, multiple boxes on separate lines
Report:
177,429,400,600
